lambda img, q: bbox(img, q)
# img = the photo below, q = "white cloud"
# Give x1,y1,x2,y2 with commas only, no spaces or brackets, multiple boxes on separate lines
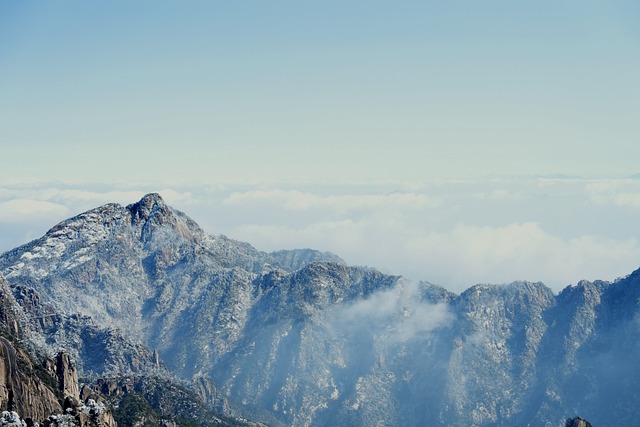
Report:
0,199,70,222
228,219,640,293
586,180,640,208
223,189,439,213
335,280,454,343
156,188,195,205
0,187,145,205
472,188,523,201
1,179,639,295
0,185,199,216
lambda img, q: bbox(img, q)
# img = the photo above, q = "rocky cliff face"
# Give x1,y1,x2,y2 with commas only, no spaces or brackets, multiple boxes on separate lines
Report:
0,273,253,427
0,274,119,426
0,277,61,421
1,193,638,426
55,352,79,401
0,336,62,422
0,335,120,427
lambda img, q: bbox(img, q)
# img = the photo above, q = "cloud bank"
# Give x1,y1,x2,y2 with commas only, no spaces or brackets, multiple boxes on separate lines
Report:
1,178,639,293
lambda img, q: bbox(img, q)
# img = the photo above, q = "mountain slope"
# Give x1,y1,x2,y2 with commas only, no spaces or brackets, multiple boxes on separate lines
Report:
0,271,264,426
0,193,636,426
1,194,342,340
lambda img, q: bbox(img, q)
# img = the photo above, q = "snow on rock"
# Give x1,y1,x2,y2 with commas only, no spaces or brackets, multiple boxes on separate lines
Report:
2,193,639,426
0,412,26,427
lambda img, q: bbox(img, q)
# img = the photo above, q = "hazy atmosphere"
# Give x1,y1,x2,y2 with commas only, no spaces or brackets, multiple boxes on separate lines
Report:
2,1,640,293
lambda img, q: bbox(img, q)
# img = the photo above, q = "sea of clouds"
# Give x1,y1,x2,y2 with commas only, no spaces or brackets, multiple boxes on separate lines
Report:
2,176,640,293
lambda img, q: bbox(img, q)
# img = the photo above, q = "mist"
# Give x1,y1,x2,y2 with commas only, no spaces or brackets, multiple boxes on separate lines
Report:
333,279,453,344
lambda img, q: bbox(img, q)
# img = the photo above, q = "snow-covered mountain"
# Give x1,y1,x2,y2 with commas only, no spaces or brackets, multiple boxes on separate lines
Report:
1,193,637,426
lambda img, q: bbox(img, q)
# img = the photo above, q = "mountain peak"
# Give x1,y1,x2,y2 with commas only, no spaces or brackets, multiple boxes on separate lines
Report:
127,192,167,211
139,192,166,206
126,193,170,225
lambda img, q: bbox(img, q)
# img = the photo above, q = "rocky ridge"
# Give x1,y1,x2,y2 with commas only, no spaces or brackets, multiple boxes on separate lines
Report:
0,193,637,426
0,267,261,426
0,274,116,426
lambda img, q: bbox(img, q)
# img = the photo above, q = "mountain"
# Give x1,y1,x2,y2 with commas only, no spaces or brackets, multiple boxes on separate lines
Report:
1,193,638,426
0,273,115,426
0,269,260,426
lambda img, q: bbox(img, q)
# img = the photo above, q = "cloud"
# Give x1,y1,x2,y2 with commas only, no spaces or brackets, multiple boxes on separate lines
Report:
223,189,440,213
438,223,640,287
0,199,71,252
0,185,200,217
229,219,640,293
0,187,145,206
334,280,454,343
472,188,523,201
156,188,195,205
586,180,640,208
2,179,640,295
214,178,640,293
0,199,70,223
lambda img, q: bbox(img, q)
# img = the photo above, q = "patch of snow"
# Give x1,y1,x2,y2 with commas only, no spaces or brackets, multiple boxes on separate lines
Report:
4,262,25,278
43,237,67,257
330,387,339,400
0,411,26,427
46,414,79,427
62,255,93,270
80,399,106,416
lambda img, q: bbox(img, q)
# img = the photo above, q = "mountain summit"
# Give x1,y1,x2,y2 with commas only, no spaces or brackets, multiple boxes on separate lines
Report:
0,193,638,426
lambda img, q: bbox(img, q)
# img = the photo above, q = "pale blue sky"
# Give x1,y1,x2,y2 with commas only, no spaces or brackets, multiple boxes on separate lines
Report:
2,1,639,183
2,2,640,291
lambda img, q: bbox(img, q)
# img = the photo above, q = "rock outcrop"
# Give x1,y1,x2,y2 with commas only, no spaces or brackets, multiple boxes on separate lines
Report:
0,275,119,426
0,336,119,426
0,337,62,423
192,374,230,415
0,270,260,426
55,352,79,401
566,416,593,427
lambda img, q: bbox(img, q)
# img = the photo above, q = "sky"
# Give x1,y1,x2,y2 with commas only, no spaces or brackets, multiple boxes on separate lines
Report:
1,1,640,293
